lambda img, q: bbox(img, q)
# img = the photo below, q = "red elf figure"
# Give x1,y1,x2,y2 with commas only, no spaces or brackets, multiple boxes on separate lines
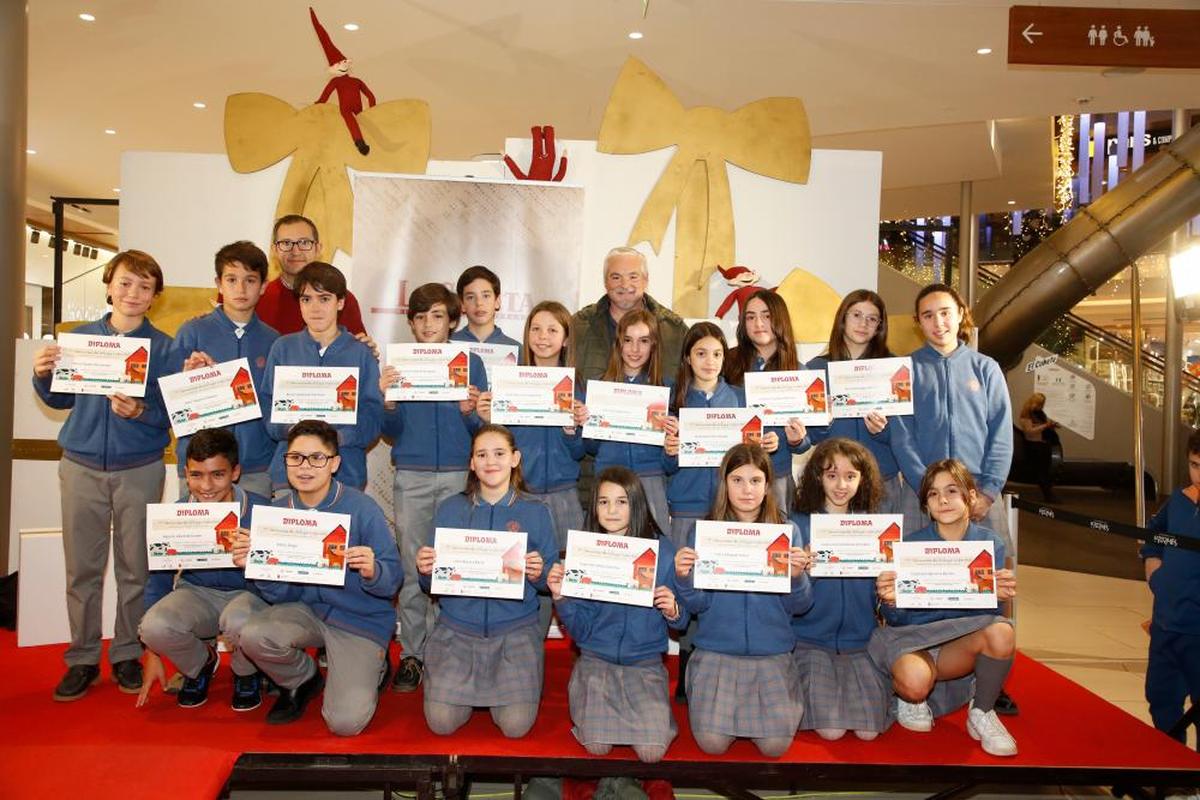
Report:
714,265,769,320
311,7,376,156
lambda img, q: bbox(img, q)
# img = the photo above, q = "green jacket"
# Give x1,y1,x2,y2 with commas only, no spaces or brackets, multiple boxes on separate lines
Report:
572,294,689,382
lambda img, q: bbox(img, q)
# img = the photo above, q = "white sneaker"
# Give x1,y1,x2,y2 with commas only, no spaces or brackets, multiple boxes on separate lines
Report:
967,703,1018,756
895,698,934,732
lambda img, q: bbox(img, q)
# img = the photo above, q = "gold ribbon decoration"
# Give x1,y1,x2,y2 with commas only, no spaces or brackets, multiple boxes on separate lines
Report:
598,58,812,318
224,94,431,268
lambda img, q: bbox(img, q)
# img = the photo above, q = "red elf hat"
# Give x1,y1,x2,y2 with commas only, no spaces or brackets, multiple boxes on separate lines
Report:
716,265,753,280
310,7,347,65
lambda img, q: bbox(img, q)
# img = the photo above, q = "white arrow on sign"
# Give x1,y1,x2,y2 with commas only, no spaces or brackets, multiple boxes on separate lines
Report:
1022,23,1043,44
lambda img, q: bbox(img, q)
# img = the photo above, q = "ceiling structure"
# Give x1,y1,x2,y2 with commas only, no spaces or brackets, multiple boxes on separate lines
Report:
25,0,1200,248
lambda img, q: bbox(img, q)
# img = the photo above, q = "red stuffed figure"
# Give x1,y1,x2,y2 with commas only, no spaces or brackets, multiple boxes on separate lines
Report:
505,125,568,182
311,7,376,156
714,265,771,320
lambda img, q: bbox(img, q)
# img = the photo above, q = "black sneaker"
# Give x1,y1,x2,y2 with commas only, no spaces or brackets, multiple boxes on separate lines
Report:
994,689,1019,716
231,672,263,712
390,656,423,693
53,664,100,702
112,659,144,694
177,648,219,708
266,663,324,725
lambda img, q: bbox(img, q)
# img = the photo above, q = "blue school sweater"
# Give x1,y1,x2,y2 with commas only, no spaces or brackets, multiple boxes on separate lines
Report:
260,329,383,490
451,326,521,348
788,512,880,652
676,520,813,656
880,521,1006,627
1142,489,1200,635
744,355,812,480
663,379,745,517
584,374,666,477
254,481,402,648
805,355,901,481
513,425,585,494
419,489,559,637
32,314,173,471
143,486,270,610
172,307,279,476
891,344,1012,500
382,352,488,472
554,535,689,665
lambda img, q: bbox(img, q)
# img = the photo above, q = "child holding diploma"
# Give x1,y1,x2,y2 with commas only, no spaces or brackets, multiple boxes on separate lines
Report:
33,250,173,701
239,420,402,735
138,428,271,711
259,262,382,495
548,466,687,762
721,289,810,508
807,290,914,518
674,444,812,757
379,282,488,693
575,308,670,532
789,438,890,741
872,459,1017,757
416,424,559,738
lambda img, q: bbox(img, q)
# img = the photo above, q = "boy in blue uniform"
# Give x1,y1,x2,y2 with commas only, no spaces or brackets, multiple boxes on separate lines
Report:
137,428,272,710
1142,430,1200,746
450,264,521,347
239,420,402,735
174,241,279,498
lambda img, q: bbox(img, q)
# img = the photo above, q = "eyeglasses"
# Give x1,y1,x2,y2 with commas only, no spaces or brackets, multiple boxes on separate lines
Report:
274,238,316,252
283,451,332,468
846,310,882,328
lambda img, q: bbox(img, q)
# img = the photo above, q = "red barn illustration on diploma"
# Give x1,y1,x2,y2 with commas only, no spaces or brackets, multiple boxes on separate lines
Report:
447,351,469,388
323,525,348,568
632,547,657,589
806,376,827,413
891,364,912,403
968,549,995,593
501,541,525,583
766,532,790,575
877,522,901,560
230,366,255,406
646,399,668,431
336,374,358,411
214,511,240,552
124,346,148,384
553,375,574,412
741,416,763,447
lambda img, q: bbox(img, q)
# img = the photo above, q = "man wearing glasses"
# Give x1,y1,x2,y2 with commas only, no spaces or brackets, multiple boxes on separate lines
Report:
257,215,369,337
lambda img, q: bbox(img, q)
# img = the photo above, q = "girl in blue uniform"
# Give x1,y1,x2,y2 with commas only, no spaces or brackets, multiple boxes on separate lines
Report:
790,437,890,741
674,444,813,757
872,459,1018,757
548,466,687,762
416,424,559,738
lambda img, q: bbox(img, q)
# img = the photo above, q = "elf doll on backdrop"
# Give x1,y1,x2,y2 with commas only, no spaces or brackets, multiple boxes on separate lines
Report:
714,265,771,320
311,7,376,156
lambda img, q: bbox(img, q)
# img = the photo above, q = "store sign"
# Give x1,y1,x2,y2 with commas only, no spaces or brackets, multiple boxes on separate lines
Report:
1008,5,1200,69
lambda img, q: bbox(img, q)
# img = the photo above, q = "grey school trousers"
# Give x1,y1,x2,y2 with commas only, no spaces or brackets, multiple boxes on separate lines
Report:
138,584,267,677
59,457,165,666
240,602,386,736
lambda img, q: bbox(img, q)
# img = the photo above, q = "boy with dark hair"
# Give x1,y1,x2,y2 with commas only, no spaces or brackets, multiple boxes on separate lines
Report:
451,264,520,347
137,427,272,710
174,241,279,498
239,420,402,735
260,262,383,496
379,282,487,692
1142,429,1200,745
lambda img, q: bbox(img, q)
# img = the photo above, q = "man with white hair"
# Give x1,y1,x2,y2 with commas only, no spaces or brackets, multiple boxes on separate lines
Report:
572,247,688,380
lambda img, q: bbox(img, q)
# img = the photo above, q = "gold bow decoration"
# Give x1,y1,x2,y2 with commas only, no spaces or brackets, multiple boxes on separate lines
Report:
598,58,812,318
224,93,431,269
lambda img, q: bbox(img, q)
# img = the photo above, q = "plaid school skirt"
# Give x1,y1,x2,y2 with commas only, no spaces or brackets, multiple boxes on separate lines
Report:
686,648,802,739
568,652,677,748
793,641,892,733
424,620,545,707
867,614,1011,717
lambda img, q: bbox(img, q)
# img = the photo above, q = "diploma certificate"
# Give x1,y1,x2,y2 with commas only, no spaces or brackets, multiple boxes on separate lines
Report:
269,366,359,424
560,529,658,607
678,408,764,467
744,370,832,426
431,527,528,600
51,332,152,398
384,343,471,402
491,365,575,427
693,520,792,593
808,513,902,577
159,358,262,437
145,502,241,571
893,540,998,609
826,357,914,419
467,342,520,386
245,505,351,586
582,380,669,446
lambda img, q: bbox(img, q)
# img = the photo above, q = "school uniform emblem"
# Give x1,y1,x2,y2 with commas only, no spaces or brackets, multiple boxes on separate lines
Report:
966,378,981,392
507,520,520,532
256,356,267,368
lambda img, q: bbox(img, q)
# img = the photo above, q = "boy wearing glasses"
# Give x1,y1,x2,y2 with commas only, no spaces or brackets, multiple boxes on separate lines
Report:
240,420,402,733
173,242,279,498
260,263,382,497
258,215,368,337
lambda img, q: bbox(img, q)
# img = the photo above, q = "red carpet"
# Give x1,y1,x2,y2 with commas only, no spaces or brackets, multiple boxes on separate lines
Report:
1,628,1197,799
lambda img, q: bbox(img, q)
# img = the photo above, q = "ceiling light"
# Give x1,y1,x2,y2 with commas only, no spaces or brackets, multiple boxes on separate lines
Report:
343,22,359,31
79,13,96,22
104,129,116,135
193,102,206,109
1007,200,1016,205
628,31,644,40
26,148,35,155
976,47,992,55
112,187,120,193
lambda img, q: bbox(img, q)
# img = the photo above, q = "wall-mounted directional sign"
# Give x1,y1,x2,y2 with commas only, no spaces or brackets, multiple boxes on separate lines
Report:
1008,5,1200,69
